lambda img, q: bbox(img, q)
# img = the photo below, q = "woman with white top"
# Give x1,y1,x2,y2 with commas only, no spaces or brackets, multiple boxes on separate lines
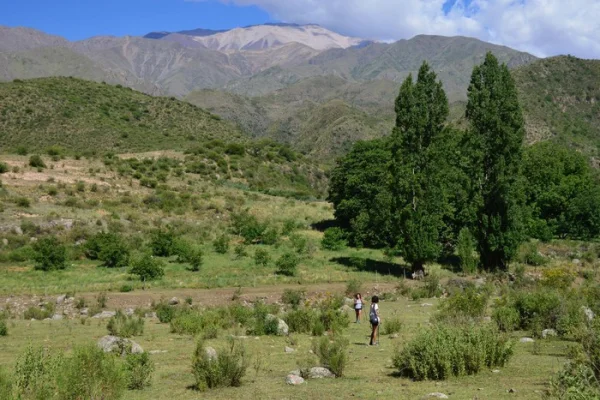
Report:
353,293,363,323
369,295,380,346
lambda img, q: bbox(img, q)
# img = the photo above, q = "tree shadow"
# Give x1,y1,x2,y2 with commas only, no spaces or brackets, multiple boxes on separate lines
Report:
437,254,461,273
311,219,338,232
331,257,410,278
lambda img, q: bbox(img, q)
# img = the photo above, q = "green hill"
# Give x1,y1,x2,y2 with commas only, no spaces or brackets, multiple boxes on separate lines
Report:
513,56,600,156
0,77,243,154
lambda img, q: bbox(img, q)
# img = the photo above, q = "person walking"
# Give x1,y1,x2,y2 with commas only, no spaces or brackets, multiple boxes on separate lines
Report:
353,293,364,323
369,295,380,346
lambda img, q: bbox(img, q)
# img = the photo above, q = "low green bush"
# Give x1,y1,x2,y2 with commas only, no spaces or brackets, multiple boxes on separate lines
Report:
192,339,248,391
276,253,299,276
32,236,67,271
23,303,55,320
253,248,271,267
150,229,178,257
281,289,305,309
492,305,521,332
321,227,347,251
313,335,349,377
155,302,176,323
0,162,8,174
345,279,363,296
86,232,130,268
28,155,46,169
129,253,165,281
436,287,489,322
517,241,547,266
0,320,7,336
107,310,144,337
125,352,154,390
213,234,229,254
383,318,402,335
285,308,316,334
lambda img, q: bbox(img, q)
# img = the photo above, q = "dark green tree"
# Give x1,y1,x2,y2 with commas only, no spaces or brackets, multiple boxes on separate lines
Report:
465,52,526,271
33,236,67,271
391,62,449,272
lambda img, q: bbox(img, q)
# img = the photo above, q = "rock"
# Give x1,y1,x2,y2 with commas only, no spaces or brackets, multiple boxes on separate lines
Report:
308,367,335,379
422,393,449,399
572,259,581,265
124,308,135,317
1,238,8,246
145,312,157,319
92,311,116,319
390,333,399,339
474,278,486,288
542,329,557,339
97,336,143,355
582,306,595,321
266,314,289,336
14,226,23,235
421,303,433,307
285,346,295,353
56,295,67,305
507,388,517,393
520,337,535,343
168,297,180,305
51,314,63,320
80,308,89,316
492,369,501,373
412,270,425,280
340,304,353,313
286,374,305,385
149,350,168,355
205,346,218,360
344,297,354,305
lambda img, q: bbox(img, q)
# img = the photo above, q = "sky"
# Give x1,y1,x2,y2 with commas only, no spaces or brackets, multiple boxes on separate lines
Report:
1,0,599,58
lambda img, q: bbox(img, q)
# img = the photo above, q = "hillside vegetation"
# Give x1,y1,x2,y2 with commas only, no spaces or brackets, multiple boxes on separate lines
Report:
0,77,243,154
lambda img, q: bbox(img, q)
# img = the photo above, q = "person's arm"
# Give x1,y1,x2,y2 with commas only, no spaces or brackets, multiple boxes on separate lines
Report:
376,304,381,321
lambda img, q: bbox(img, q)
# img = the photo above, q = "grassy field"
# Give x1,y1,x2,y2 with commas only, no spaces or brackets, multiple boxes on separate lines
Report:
0,294,570,400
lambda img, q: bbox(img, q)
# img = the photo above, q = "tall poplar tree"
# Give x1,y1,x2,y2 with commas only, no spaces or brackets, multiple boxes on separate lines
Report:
466,52,526,271
391,62,449,272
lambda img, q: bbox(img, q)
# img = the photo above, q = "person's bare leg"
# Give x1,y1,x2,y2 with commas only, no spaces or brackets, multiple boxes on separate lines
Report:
370,325,376,345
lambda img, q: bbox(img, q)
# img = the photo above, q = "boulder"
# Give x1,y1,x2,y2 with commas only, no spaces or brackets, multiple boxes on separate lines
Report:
519,337,535,343
582,306,595,321
205,346,218,360
285,346,295,354
422,393,449,399
145,312,157,319
542,329,557,339
286,374,305,385
169,297,180,305
97,336,143,355
92,311,116,319
308,367,335,379
51,314,63,320
344,297,354,305
412,270,425,280
266,314,289,336
124,308,135,317
1,238,8,246
56,295,67,305
340,304,353,313
80,308,89,316
421,303,433,307
572,259,581,265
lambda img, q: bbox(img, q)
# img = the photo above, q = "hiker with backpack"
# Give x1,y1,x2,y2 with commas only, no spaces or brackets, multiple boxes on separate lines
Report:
369,295,380,345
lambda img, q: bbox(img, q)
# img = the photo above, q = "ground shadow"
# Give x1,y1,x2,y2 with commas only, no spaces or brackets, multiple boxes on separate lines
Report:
437,254,461,273
331,257,410,278
311,219,338,232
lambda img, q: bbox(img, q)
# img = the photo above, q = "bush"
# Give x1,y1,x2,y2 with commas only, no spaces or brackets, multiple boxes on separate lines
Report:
517,241,547,266
107,310,144,337
14,345,59,398
457,228,477,274
234,244,248,259
393,325,514,380
0,368,11,400
383,318,402,335
542,267,576,290
213,234,229,254
345,279,363,296
276,253,299,276
130,253,165,281
0,320,7,336
150,229,177,257
125,352,154,390
15,197,30,208
285,308,316,334
321,227,347,251
281,289,305,309
192,339,248,391
254,248,271,267
119,284,134,293
56,344,126,400
155,301,176,323
313,335,349,377
86,232,130,268
0,162,8,174
28,155,46,169
492,305,521,332
24,303,55,320
437,287,489,322
32,236,67,271
173,240,203,271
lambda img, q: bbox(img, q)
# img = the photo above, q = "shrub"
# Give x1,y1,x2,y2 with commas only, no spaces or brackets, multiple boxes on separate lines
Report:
234,244,248,259
281,289,305,309
32,236,67,271
14,345,59,398
192,339,248,391
119,284,134,293
107,310,144,337
313,335,349,377
542,267,576,290
285,308,316,334
437,287,489,322
276,253,299,276
130,253,165,281
86,232,130,268
173,240,203,271
254,248,271,267
56,344,126,400
517,241,547,266
76,180,85,192
0,368,11,400
150,229,177,257
492,305,521,332
457,228,477,274
24,303,55,320
321,227,347,251
28,155,46,169
345,279,363,296
383,318,402,335
0,320,7,336
213,234,229,254
15,197,30,208
125,352,154,390
393,325,514,380
311,320,326,336
155,301,176,323
512,290,563,330
0,162,8,174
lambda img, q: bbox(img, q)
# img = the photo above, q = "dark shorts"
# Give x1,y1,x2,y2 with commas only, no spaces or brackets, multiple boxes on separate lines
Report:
370,320,379,327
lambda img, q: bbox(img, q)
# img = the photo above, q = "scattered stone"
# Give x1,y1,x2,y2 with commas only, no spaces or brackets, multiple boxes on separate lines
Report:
14,226,23,235
266,314,289,336
422,393,449,399
80,308,89,316
92,311,116,319
390,333,399,339
1,238,8,246
582,306,595,321
285,346,295,353
340,304,353,313
286,374,305,385
205,346,218,360
168,297,180,305
412,270,425,280
572,259,581,265
542,329,557,339
145,312,157,319
51,314,63,320
344,297,354,305
474,278,486,288
492,370,501,373
97,336,143,355
56,295,67,305
124,308,135,316
308,367,335,379
507,388,517,393
520,337,535,343
149,350,168,355
421,303,433,307
289,369,301,376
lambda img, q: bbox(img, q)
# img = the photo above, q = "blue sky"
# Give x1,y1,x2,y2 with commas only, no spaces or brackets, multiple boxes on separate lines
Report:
1,0,272,40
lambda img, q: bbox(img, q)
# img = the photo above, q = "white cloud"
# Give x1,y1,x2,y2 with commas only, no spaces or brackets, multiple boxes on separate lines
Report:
216,0,600,58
